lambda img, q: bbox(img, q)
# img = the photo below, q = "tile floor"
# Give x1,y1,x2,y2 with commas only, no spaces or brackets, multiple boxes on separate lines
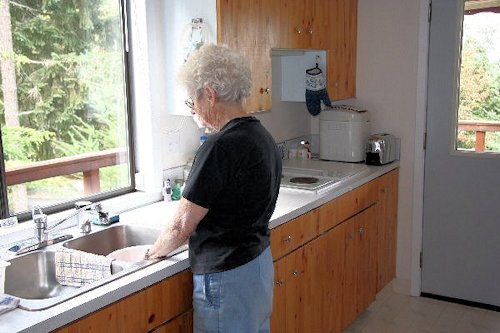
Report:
344,285,500,333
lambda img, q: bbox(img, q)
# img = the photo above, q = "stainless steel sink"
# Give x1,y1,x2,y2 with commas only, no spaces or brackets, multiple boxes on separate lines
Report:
3,224,186,311
6,251,77,300
5,250,124,310
63,225,160,255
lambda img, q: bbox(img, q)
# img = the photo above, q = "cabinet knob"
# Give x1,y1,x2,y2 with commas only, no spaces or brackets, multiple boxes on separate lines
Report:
275,279,284,287
260,87,271,94
282,235,292,243
307,26,313,34
295,27,303,34
292,270,300,278
358,227,364,234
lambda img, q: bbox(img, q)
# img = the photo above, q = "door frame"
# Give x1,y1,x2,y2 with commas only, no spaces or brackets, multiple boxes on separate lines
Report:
409,0,431,297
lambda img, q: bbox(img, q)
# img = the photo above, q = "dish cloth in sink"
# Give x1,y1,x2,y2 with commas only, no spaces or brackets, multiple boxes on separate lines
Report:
55,249,114,287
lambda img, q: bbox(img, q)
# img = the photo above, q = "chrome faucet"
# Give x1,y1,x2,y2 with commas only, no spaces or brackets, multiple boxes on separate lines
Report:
31,203,99,242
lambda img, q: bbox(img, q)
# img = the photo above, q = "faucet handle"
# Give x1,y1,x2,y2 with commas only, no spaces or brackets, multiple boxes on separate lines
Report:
32,205,47,225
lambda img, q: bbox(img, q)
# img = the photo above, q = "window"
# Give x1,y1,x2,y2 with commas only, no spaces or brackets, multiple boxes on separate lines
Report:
456,1,500,153
0,0,134,219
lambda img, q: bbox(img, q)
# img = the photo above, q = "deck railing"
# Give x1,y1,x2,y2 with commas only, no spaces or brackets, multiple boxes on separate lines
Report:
5,147,128,194
457,120,500,152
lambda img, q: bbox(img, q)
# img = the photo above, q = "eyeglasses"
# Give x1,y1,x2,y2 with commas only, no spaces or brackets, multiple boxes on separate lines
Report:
184,97,194,109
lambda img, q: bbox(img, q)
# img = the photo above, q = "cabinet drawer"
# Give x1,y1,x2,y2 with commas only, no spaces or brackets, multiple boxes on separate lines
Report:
337,180,378,223
270,209,319,260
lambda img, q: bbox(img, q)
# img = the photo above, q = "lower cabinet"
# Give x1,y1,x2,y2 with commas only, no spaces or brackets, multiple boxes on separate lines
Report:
341,206,377,330
270,170,398,333
55,269,193,333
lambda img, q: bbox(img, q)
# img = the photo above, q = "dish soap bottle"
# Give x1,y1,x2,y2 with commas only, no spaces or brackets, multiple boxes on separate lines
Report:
171,179,183,201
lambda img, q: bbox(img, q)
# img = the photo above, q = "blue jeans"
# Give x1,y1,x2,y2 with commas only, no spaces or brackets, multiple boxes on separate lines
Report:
192,247,274,333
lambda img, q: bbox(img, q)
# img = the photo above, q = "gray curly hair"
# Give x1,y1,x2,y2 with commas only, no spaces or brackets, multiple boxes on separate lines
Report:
177,44,252,104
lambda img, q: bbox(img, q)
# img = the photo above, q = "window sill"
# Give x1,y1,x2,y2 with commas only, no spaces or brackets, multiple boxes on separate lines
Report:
0,191,162,250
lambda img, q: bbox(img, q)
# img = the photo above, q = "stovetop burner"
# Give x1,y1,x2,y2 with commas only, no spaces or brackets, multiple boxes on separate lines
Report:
289,177,319,184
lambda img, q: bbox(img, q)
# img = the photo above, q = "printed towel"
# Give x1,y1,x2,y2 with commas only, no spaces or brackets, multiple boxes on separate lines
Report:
55,249,113,287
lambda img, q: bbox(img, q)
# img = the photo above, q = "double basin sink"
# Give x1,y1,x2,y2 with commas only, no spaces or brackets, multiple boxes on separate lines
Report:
4,225,184,311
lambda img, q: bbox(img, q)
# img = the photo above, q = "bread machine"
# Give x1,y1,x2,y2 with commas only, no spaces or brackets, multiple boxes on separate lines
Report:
319,106,370,162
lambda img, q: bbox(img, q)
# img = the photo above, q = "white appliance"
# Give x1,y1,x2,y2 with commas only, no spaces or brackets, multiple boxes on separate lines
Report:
319,106,370,162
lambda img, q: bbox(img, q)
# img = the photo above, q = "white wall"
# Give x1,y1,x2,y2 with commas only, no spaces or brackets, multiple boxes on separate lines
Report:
347,0,426,294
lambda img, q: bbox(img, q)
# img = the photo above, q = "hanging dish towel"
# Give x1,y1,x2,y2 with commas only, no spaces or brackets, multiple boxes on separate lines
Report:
305,70,332,116
55,249,113,287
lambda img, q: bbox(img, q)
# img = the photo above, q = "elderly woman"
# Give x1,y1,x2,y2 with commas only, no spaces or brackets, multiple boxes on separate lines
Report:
147,44,282,333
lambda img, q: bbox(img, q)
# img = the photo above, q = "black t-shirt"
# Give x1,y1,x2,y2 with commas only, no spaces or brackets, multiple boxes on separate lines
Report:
182,116,282,274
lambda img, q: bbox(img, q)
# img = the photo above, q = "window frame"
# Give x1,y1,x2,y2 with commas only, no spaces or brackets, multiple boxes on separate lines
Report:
0,0,137,221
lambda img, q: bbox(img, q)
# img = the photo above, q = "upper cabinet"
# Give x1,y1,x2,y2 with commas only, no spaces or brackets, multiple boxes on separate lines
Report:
217,0,357,113
217,0,276,113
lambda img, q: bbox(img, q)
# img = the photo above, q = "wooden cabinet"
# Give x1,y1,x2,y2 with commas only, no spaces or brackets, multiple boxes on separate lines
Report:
341,205,377,330
217,0,358,113
217,0,276,113
375,169,399,292
55,269,193,333
271,169,398,333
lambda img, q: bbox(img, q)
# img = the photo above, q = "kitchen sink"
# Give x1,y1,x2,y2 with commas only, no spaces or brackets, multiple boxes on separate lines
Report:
3,224,187,311
4,250,125,310
62,224,160,255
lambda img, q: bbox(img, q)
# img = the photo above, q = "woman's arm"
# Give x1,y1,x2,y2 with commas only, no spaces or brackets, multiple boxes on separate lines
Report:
146,197,208,259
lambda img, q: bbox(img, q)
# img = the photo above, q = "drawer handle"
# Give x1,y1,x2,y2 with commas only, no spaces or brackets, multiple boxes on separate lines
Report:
275,279,284,288
282,235,292,243
292,270,300,278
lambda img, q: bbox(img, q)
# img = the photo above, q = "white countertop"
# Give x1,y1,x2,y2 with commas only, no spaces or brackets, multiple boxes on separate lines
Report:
0,160,398,333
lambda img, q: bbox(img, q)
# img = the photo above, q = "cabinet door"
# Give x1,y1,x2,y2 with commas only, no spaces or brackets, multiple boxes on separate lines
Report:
217,0,275,113
322,223,345,333
271,246,306,333
376,169,399,292
342,205,377,330
323,0,357,100
279,0,314,48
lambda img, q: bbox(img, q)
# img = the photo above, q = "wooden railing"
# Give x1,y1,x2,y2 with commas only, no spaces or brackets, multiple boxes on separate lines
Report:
458,120,500,152
5,147,128,194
